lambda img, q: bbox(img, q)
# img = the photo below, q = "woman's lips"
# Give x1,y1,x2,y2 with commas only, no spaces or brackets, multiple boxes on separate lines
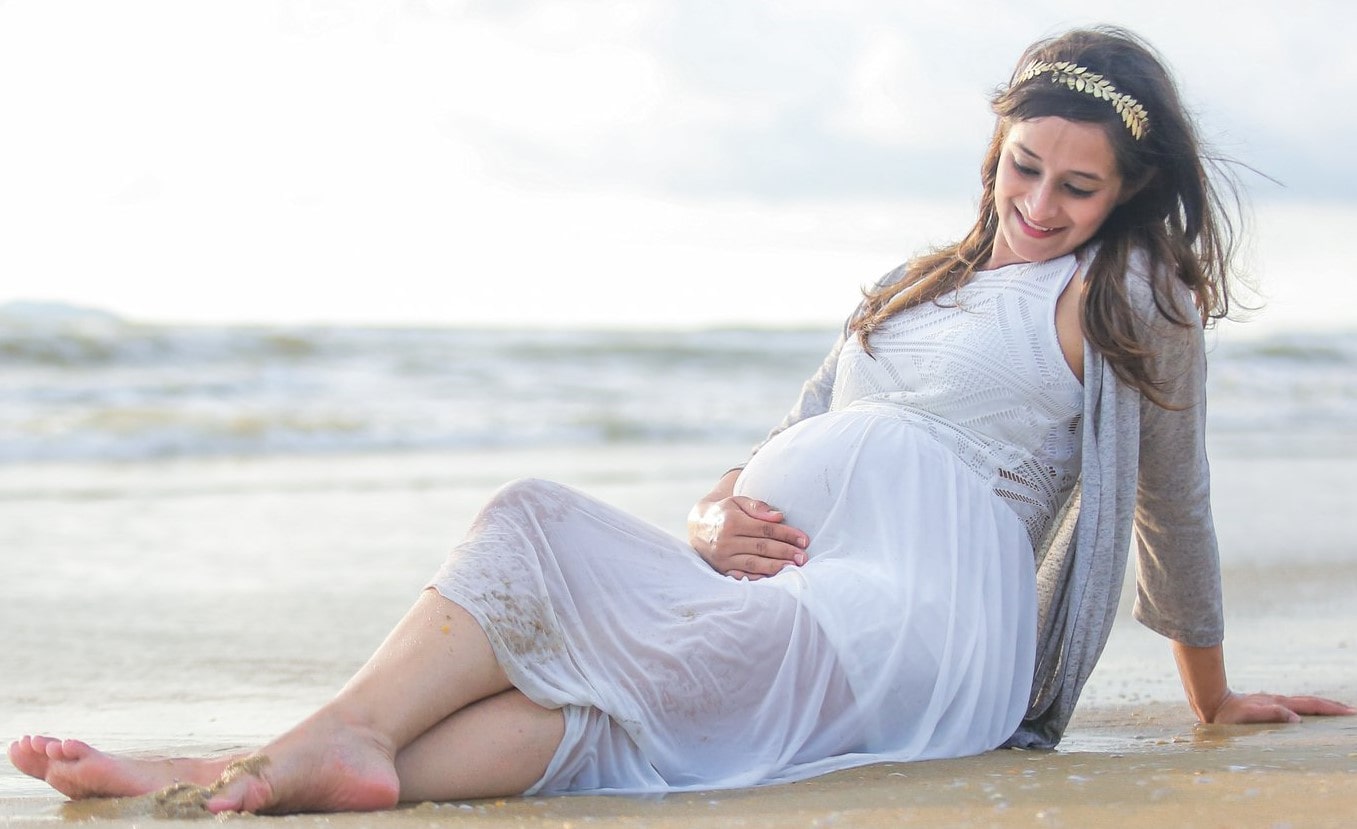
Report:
1016,210,1060,238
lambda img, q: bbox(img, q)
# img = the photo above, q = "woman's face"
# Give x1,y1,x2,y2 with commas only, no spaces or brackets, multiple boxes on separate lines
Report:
987,117,1126,269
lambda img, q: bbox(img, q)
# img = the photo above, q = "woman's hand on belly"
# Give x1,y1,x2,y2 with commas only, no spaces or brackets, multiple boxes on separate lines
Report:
688,474,810,580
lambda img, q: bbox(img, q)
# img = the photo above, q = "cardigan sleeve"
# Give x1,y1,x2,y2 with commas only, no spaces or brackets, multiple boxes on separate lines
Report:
1129,265,1225,647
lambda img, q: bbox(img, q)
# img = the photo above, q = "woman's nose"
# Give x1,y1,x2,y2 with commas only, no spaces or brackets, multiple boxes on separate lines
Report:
1025,183,1058,223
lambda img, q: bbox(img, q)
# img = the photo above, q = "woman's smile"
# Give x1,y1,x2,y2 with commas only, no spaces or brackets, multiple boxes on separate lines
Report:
1015,209,1060,237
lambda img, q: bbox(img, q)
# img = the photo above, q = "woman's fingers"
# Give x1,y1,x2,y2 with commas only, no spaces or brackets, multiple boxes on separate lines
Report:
732,500,809,551
1213,692,1355,724
691,495,811,577
707,538,803,577
726,550,800,579
708,523,806,572
735,497,784,521
1265,694,1356,717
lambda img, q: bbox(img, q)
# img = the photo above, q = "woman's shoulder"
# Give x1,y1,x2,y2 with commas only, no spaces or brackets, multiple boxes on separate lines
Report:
1092,244,1198,324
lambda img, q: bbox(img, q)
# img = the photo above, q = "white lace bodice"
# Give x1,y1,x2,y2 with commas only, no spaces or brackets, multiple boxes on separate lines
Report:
831,255,1084,547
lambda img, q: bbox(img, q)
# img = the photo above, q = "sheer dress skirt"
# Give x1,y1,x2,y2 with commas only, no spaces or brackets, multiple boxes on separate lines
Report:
428,404,1037,793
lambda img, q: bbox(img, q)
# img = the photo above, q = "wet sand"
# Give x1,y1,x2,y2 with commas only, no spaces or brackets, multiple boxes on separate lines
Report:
7,709,1356,828
2,441,1354,826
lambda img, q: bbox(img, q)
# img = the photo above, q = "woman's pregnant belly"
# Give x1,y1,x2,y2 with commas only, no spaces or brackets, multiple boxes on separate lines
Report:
733,406,961,550
733,410,867,547
732,406,1037,733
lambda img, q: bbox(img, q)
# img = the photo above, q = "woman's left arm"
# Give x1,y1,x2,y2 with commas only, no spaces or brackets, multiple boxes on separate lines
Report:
1127,262,1352,723
1172,641,1354,723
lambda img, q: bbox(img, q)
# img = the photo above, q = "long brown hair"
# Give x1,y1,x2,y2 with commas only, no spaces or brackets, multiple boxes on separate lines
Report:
850,26,1244,405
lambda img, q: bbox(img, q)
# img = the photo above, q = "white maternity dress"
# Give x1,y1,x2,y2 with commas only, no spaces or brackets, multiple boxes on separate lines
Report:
430,255,1085,794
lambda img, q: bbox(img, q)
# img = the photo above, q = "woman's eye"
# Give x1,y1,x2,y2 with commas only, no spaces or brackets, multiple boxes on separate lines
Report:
1013,161,1038,177
1065,184,1094,197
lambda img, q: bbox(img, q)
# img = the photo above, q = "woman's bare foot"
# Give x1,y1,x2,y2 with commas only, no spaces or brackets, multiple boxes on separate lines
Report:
201,711,400,814
7,735,235,800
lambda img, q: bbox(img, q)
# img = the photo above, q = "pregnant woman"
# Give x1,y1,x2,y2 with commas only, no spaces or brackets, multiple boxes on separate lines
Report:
11,24,1351,814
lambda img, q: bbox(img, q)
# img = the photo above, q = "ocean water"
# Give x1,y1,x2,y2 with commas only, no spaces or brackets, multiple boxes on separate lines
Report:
1,302,1353,463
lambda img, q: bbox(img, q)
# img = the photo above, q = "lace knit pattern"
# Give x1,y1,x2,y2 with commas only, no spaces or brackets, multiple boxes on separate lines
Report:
830,255,1084,549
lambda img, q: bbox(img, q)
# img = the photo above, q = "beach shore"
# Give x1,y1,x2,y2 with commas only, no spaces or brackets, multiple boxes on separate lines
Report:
2,441,1354,826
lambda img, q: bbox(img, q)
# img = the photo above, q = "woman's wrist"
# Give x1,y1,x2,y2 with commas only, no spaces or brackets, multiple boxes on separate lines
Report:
1172,641,1232,722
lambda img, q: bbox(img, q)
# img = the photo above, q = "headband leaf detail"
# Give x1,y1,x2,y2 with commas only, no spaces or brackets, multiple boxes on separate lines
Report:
1015,59,1149,140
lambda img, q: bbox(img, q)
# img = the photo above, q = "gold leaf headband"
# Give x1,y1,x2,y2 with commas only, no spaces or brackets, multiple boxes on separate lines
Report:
1014,59,1150,140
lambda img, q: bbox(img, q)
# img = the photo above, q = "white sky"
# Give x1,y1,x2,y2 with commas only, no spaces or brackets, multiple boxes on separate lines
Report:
0,0,1353,332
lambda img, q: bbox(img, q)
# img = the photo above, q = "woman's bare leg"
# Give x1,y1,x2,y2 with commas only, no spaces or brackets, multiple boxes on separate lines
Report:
394,689,565,802
8,689,564,805
11,589,521,813
329,588,514,748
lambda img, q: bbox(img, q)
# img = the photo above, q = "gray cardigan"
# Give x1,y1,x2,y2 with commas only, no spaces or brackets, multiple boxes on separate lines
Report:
746,255,1225,748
